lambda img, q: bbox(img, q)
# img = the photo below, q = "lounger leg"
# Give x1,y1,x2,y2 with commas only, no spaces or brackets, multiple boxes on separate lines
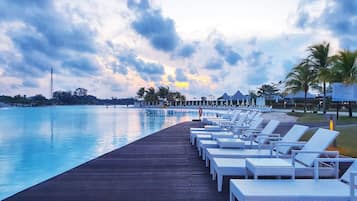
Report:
202,150,205,160
217,173,223,192
230,192,234,201
206,158,209,167
198,147,201,156
212,169,216,180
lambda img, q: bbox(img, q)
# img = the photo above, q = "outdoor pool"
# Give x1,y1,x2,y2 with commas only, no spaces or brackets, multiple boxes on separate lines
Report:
0,106,208,199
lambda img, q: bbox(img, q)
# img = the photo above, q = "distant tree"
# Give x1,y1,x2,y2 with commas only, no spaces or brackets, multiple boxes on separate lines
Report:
13,94,30,104
257,84,279,98
144,87,158,102
178,93,186,102
166,91,186,102
285,62,318,113
53,91,73,105
248,90,257,99
73,88,88,96
136,87,145,99
30,94,48,106
330,50,357,117
307,42,332,114
157,86,169,99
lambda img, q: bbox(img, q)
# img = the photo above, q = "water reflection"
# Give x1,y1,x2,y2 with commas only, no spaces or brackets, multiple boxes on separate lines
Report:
0,106,208,199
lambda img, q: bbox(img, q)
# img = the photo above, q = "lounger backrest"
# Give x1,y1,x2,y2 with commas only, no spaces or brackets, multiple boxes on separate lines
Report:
275,124,309,155
249,117,263,130
234,113,248,126
229,110,241,123
255,120,280,143
341,160,357,183
295,128,339,167
247,111,257,120
261,120,280,135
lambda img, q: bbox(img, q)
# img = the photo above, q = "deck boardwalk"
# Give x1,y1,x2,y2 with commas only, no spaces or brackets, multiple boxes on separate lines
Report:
4,121,230,201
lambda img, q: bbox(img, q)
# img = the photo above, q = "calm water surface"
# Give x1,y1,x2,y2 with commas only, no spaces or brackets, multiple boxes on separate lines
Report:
0,106,207,199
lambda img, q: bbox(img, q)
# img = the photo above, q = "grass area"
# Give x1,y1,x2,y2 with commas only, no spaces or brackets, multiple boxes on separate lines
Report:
300,126,357,157
287,112,357,124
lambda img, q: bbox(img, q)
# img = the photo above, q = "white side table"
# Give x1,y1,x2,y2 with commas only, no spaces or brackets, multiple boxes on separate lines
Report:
246,158,295,179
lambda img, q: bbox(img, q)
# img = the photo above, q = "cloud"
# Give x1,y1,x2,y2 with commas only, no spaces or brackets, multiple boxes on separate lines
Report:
174,43,196,58
0,0,98,79
295,11,310,28
167,75,175,82
214,40,241,65
110,62,128,75
62,57,100,76
295,0,357,49
205,58,224,70
127,0,179,52
210,75,220,82
175,68,188,82
248,37,257,46
246,50,264,66
22,79,39,88
117,53,164,81
245,50,272,85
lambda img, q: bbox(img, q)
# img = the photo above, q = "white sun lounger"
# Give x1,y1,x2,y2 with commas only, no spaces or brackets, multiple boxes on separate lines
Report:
198,118,273,156
197,117,264,159
211,128,338,192
204,120,281,165
230,158,357,201
209,110,241,126
191,113,249,146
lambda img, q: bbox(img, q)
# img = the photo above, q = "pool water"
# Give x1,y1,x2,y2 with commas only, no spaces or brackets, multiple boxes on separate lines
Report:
0,106,205,199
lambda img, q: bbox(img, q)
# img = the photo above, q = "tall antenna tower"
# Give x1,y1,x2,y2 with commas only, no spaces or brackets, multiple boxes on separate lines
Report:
50,67,53,98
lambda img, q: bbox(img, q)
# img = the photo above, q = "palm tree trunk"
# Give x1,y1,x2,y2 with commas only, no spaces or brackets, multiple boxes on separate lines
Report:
323,82,326,114
304,91,307,113
349,101,353,117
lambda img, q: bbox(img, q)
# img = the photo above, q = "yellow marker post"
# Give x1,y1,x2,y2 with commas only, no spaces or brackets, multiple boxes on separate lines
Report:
329,118,334,130
329,115,337,147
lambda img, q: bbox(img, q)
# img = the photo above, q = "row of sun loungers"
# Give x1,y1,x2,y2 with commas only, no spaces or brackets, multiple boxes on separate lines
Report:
190,109,357,201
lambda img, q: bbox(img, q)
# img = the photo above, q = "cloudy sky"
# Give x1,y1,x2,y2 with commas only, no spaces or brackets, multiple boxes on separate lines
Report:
0,0,356,99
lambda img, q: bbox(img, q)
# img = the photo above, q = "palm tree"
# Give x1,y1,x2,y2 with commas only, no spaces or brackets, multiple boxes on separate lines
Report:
307,42,332,114
257,84,279,105
330,50,357,117
285,62,317,113
144,87,158,103
157,86,169,100
136,87,145,99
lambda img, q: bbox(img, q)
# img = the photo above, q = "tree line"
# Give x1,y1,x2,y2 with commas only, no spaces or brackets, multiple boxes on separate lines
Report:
285,42,357,116
136,86,186,103
0,89,135,106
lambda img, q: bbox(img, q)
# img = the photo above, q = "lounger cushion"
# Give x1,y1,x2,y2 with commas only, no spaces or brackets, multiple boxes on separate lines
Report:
230,179,351,201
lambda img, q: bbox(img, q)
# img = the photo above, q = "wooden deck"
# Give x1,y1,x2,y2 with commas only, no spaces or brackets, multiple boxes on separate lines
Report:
4,121,297,201
4,121,230,201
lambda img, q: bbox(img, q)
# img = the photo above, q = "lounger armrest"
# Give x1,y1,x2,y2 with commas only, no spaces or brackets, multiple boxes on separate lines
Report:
292,150,339,157
271,141,305,149
292,150,339,167
313,157,355,180
273,141,306,146
254,133,281,137
248,128,264,133
265,136,283,141
242,127,260,130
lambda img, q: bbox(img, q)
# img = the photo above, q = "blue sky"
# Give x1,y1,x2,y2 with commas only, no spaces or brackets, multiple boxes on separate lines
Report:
0,0,356,98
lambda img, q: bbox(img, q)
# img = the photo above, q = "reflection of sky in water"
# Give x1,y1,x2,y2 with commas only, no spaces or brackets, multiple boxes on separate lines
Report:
0,106,212,199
